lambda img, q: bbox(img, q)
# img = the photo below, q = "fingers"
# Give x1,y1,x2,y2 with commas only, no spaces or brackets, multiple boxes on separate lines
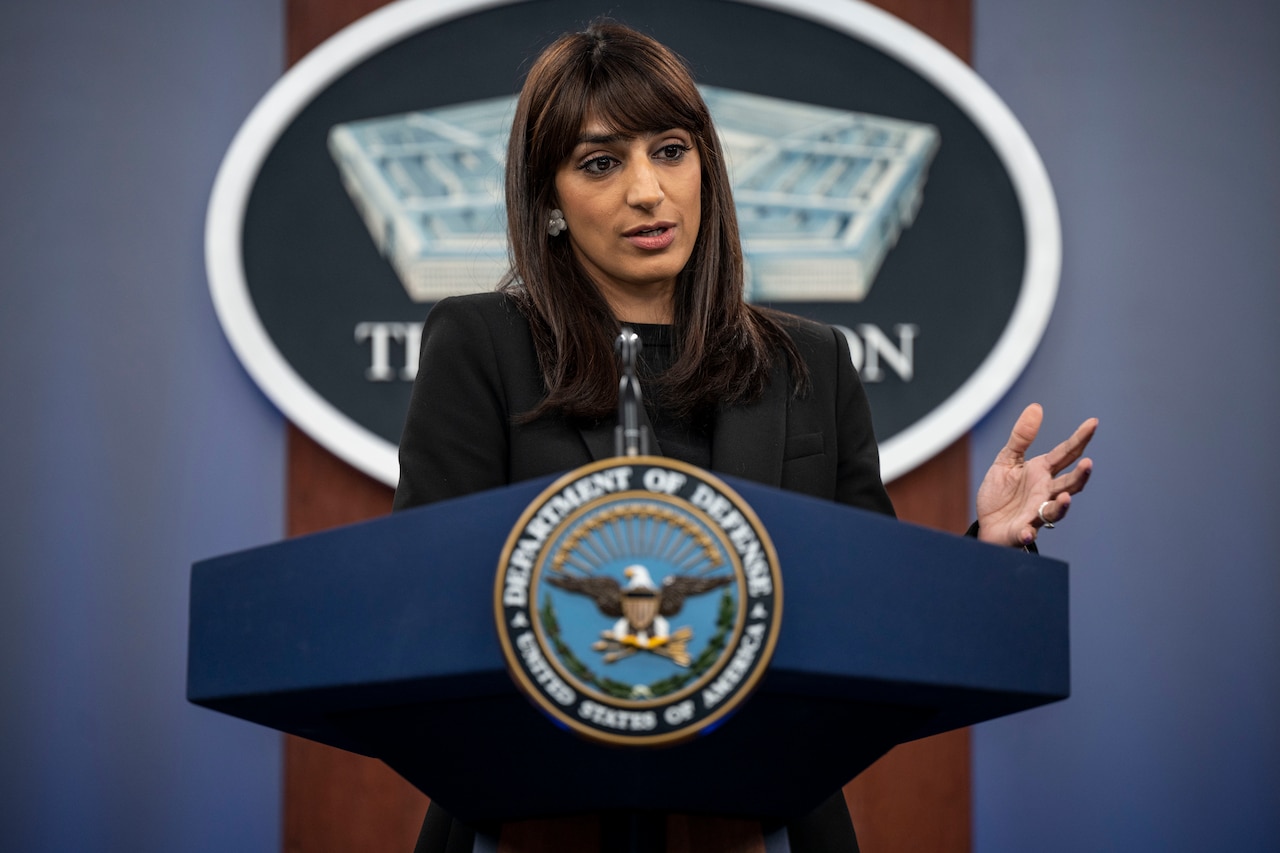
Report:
1045,417,1099,475
1037,491,1072,526
1021,492,1072,546
996,403,1043,466
1051,456,1093,496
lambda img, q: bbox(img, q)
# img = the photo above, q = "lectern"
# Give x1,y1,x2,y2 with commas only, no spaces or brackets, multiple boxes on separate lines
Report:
187,470,1067,824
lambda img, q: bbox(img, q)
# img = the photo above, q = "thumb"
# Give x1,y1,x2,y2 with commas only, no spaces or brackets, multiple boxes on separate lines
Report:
996,403,1043,465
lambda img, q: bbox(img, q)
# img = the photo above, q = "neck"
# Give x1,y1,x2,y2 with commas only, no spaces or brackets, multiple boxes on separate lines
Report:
602,288,674,325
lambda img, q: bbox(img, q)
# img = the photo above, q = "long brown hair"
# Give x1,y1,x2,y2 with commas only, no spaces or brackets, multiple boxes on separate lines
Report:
502,21,806,420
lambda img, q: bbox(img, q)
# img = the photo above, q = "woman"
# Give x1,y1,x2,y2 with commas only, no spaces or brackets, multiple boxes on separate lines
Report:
395,21,1096,853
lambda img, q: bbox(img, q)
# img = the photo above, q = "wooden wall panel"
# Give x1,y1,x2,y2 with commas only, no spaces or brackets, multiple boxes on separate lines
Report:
282,426,415,853
285,0,390,64
280,2,976,851
841,2,976,844
874,0,972,63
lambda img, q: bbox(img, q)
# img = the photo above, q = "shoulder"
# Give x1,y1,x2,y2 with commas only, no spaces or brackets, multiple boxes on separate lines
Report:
777,311,840,346
421,291,532,349
765,309,849,373
418,291,544,401
426,290,526,328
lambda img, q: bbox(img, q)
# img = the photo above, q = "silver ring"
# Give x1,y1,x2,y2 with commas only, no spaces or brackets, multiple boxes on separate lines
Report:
1038,500,1055,529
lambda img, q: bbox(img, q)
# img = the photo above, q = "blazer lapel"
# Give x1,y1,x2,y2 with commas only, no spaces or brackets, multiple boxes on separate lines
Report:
577,420,615,462
711,359,787,487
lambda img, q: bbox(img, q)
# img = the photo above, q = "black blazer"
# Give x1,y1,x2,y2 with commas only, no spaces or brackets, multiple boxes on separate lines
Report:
393,292,894,518
393,291,890,853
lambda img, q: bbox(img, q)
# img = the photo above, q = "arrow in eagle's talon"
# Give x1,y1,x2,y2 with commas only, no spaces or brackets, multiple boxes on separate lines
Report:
647,632,692,666
603,647,638,663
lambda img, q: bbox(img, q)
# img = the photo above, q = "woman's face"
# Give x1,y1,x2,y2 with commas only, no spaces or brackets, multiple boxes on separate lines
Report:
552,117,702,320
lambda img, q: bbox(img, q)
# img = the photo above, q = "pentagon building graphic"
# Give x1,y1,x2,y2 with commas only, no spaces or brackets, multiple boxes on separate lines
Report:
328,87,939,303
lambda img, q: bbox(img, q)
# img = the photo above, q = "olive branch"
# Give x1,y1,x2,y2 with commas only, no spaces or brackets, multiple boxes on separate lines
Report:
540,588,736,700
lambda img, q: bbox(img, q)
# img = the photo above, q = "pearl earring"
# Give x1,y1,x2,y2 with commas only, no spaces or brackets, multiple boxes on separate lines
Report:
547,209,567,237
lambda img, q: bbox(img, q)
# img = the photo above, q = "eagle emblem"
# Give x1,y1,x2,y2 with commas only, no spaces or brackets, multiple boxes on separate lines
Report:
547,564,732,666
495,458,782,746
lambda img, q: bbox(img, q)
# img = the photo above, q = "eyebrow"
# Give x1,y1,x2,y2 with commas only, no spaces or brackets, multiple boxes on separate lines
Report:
574,130,634,147
573,128,685,147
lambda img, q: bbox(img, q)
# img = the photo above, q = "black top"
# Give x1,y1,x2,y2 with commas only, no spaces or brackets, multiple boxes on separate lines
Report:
628,322,713,471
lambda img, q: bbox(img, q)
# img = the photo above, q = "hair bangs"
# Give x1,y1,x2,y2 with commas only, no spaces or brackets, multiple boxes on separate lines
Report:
525,24,712,181
582,61,709,142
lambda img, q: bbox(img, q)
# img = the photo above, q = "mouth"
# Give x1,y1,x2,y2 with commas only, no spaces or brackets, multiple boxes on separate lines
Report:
624,221,674,236
624,222,677,250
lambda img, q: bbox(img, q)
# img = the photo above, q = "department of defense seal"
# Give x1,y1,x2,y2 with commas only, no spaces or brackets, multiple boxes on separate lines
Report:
495,458,783,746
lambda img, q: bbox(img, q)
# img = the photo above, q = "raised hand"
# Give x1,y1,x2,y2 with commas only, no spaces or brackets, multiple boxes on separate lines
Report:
975,403,1098,548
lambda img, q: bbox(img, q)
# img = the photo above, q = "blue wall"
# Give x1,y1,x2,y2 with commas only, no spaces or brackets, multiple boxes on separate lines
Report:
970,0,1280,849
2,1,1276,851
1,2,285,851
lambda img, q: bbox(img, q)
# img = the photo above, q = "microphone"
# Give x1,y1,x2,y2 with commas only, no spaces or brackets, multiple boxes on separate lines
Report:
614,327,650,457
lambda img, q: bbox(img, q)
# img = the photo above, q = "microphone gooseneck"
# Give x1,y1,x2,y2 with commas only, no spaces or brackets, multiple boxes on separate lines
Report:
614,327,650,457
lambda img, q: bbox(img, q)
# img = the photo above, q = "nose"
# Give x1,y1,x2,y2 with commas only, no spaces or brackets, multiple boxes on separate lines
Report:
626,160,664,210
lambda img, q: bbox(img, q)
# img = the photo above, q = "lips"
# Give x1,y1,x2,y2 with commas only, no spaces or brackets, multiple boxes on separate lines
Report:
623,222,677,251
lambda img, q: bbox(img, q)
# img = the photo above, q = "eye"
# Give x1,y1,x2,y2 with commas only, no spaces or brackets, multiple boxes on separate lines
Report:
656,143,691,162
578,155,619,176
